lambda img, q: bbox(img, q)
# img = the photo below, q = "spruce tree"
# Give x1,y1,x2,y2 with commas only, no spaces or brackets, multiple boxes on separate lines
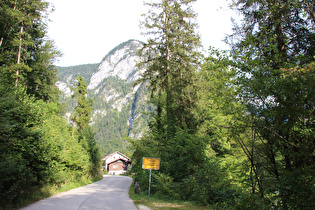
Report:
137,0,203,181
71,76,101,177
138,0,202,135
0,0,60,102
71,76,92,132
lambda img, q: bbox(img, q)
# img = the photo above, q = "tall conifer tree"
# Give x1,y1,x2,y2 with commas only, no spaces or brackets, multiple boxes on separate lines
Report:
138,0,202,136
0,0,60,101
71,76,92,133
136,0,203,181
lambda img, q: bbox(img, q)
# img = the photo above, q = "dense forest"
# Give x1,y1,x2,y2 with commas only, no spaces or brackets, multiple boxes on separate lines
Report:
131,0,315,209
0,0,101,208
0,0,314,209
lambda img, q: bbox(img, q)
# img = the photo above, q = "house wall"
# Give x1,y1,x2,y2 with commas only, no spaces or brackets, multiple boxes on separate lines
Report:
108,160,127,175
102,151,131,174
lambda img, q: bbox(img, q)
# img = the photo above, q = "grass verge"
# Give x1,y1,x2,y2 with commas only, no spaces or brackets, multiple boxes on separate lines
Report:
128,175,211,210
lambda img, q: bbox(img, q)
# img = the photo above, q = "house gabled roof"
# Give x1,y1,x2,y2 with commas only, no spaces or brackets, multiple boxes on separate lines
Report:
102,151,130,161
107,158,131,165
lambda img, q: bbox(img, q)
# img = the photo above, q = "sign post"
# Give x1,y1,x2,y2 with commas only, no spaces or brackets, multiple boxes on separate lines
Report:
148,169,152,196
142,157,160,196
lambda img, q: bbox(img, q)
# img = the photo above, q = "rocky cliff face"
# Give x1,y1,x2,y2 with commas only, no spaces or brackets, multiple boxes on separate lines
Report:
88,40,144,90
57,40,150,153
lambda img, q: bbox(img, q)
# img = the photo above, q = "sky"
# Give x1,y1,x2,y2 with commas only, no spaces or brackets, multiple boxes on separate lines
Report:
47,0,237,67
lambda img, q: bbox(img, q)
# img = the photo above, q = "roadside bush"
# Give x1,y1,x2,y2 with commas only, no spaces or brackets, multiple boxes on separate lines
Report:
232,192,270,210
151,173,178,199
177,162,238,205
0,87,101,207
0,155,37,207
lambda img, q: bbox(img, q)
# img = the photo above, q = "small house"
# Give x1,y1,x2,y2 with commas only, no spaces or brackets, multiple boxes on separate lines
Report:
102,151,131,175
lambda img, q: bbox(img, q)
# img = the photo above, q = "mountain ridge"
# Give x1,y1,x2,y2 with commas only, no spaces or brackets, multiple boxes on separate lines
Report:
88,39,145,90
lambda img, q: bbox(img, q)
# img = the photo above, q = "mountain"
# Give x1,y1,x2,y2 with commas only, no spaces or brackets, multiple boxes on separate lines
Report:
56,39,151,156
56,63,98,98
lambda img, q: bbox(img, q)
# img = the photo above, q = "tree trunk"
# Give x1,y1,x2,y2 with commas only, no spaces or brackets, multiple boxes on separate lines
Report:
164,1,174,140
15,24,23,87
0,37,3,48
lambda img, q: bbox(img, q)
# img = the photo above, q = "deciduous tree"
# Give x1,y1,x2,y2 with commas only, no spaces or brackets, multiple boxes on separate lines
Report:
228,0,315,208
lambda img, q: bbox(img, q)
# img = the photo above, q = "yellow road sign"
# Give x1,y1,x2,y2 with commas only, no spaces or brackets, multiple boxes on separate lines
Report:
142,157,160,170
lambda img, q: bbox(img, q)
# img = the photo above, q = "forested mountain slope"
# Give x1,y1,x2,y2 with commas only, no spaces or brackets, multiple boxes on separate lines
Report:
56,40,151,156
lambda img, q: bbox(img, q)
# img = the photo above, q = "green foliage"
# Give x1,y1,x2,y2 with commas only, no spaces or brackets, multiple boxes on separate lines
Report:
40,116,89,183
138,0,202,135
0,155,37,206
27,40,61,102
131,1,246,207
228,0,315,208
0,2,101,207
2,0,311,208
132,0,206,193
71,76,92,131
78,127,102,177
0,0,61,101
163,129,208,182
196,48,239,156
179,160,238,206
70,76,101,177
0,86,101,207
0,88,40,206
57,64,98,113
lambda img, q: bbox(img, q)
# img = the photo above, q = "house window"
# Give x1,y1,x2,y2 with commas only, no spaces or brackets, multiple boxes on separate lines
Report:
113,165,117,169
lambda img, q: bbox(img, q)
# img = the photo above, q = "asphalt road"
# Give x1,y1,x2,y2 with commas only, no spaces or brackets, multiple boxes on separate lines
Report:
21,175,137,210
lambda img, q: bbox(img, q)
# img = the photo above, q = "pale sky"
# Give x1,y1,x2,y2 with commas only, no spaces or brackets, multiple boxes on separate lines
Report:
47,0,236,67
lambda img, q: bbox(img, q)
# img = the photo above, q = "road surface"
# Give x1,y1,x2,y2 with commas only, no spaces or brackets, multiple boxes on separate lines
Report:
21,175,137,210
